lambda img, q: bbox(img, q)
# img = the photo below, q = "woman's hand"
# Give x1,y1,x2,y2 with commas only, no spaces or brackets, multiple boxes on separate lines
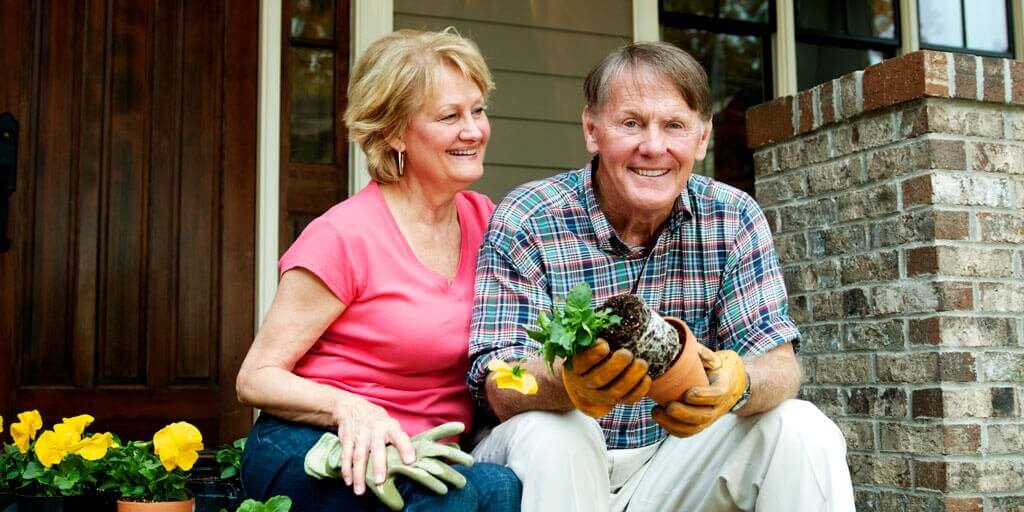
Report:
333,395,417,495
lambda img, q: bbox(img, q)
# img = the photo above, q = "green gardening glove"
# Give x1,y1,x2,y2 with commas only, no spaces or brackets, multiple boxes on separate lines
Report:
304,422,474,511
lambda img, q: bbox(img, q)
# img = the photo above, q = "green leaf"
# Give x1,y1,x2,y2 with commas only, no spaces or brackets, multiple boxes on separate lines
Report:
566,283,592,311
220,466,238,479
265,495,293,512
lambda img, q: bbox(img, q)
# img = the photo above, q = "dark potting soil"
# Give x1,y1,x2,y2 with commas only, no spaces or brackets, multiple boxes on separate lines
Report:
599,293,679,379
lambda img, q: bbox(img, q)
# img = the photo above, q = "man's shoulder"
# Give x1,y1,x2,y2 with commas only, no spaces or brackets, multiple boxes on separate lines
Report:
690,175,761,218
489,168,585,234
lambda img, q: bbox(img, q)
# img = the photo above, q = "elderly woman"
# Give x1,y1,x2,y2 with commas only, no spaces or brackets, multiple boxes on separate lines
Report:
236,29,521,511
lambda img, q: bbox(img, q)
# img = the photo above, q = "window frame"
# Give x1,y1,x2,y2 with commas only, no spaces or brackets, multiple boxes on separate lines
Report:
917,0,1015,58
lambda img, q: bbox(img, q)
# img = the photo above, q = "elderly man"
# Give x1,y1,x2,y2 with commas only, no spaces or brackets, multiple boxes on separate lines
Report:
466,42,854,511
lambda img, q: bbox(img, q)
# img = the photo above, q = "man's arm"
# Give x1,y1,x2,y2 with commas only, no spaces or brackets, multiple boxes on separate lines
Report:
735,341,800,416
486,357,572,421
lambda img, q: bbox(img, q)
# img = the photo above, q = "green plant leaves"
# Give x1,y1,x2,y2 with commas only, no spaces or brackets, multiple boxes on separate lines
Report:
230,495,293,512
523,283,621,370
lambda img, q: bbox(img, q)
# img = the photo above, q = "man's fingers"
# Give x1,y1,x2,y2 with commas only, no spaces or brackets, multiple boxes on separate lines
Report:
581,349,635,388
602,358,649,400
684,383,729,406
571,340,610,374
664,400,718,425
652,406,703,437
696,344,721,371
618,375,652,404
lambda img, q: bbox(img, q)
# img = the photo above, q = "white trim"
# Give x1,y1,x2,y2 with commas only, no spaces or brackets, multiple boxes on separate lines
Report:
773,0,797,97
1014,0,1024,60
348,0,394,195
256,0,281,328
899,0,920,55
632,0,660,42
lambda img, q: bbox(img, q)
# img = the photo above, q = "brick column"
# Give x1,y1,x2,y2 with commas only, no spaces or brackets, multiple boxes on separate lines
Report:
747,51,1024,511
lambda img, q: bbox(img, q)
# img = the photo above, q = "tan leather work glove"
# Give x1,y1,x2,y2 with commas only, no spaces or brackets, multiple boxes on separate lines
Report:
652,345,747,437
562,340,652,418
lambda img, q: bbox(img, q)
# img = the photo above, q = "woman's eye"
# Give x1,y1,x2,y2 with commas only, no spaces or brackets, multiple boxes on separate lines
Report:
440,113,457,122
472,107,486,117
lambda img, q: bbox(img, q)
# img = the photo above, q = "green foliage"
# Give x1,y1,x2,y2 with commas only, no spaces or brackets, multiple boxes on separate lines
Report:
0,444,33,492
524,283,620,370
222,495,292,512
99,440,190,502
19,455,105,497
215,437,246,479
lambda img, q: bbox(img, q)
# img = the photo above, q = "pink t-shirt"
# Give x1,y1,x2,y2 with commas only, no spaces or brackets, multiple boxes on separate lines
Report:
280,181,495,436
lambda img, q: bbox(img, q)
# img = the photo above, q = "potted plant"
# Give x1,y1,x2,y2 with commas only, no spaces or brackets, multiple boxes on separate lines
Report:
221,495,291,512
187,438,244,512
101,422,204,512
523,283,708,409
15,414,116,512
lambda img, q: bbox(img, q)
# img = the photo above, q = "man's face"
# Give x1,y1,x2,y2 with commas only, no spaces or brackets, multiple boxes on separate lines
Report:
583,73,711,222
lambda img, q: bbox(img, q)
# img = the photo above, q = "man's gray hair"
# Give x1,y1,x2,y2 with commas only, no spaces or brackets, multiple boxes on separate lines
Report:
583,41,712,120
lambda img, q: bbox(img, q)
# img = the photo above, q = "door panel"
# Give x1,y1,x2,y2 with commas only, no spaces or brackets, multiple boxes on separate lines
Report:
0,0,257,445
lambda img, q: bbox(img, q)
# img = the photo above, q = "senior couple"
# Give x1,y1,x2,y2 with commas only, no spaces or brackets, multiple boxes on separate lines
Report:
235,29,854,512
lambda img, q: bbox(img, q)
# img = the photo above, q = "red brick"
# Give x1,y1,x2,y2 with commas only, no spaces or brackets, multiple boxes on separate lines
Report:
914,460,947,491
819,80,835,125
923,50,951,97
945,497,983,512
906,246,938,276
797,89,814,134
954,53,978,99
746,96,794,148
983,57,1006,102
934,281,973,310
1012,59,1024,105
901,175,933,207
933,210,969,240
940,352,977,382
909,317,940,345
912,388,944,417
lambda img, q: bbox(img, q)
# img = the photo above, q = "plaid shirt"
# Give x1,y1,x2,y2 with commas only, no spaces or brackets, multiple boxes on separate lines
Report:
467,160,800,449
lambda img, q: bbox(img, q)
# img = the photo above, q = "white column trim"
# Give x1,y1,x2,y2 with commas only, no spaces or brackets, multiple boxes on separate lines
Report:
899,0,920,55
632,0,660,42
773,0,797,97
349,0,394,195
1014,0,1024,60
256,0,281,328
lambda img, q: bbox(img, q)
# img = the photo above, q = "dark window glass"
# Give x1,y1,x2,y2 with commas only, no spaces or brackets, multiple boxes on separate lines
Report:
663,0,769,22
290,0,335,40
797,44,892,90
798,0,895,38
289,48,335,163
919,0,1013,55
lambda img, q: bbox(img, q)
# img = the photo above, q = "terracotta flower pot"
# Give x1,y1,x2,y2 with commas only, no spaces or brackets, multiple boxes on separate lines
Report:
116,498,194,512
646,317,710,405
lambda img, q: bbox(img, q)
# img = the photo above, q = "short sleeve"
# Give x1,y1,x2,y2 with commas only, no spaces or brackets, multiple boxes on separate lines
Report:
278,216,360,306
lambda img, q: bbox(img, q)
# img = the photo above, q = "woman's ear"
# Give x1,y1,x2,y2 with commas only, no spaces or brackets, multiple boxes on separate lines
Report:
387,136,405,154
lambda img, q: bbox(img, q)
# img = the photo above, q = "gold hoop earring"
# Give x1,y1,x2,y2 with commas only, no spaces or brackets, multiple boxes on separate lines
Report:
397,151,404,177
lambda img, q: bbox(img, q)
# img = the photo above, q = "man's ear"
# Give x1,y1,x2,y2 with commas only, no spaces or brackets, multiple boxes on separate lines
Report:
694,118,713,161
582,107,600,154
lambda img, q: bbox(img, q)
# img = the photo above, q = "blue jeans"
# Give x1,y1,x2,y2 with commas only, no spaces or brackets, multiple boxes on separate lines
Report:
241,414,521,512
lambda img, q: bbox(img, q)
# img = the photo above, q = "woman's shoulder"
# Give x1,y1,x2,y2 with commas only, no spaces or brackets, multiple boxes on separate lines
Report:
314,183,387,234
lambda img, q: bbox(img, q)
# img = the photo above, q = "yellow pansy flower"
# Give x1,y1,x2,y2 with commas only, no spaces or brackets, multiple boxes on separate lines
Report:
487,359,538,395
60,414,95,435
10,410,43,454
34,429,74,468
153,422,204,471
1,415,4,434
72,432,114,461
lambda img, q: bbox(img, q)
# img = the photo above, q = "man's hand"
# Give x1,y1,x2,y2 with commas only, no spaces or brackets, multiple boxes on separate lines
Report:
652,345,747,437
562,340,652,417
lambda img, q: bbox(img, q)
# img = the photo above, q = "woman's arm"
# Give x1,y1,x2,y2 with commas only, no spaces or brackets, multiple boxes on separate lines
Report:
235,269,415,494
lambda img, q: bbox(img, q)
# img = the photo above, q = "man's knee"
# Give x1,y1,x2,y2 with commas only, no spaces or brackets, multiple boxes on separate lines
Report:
759,399,847,455
504,410,605,452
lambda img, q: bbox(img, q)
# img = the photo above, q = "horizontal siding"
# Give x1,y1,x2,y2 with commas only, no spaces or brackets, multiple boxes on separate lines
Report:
394,0,632,36
472,164,574,204
393,2,630,200
394,15,628,78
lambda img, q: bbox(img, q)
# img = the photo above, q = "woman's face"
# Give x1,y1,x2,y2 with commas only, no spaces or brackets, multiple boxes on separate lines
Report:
398,65,490,188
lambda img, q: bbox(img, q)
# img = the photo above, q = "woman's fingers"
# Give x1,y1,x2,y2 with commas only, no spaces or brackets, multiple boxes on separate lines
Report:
351,430,370,495
370,429,388,485
339,423,355,486
389,424,416,465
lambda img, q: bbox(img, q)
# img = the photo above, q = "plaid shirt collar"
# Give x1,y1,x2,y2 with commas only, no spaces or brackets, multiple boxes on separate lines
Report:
582,156,695,256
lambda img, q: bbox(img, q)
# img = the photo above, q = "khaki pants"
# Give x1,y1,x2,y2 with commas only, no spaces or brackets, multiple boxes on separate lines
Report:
472,400,855,512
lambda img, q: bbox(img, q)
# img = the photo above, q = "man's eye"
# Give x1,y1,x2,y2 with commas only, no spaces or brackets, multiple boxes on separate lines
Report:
668,122,684,130
624,120,639,128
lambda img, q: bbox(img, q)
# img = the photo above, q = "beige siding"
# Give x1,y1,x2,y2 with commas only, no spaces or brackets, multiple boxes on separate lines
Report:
393,0,632,202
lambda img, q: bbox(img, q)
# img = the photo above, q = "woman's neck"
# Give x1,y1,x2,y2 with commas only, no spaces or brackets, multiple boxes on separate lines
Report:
379,177,459,226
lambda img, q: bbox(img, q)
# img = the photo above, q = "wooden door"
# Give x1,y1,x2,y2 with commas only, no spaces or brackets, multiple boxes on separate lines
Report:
0,0,258,446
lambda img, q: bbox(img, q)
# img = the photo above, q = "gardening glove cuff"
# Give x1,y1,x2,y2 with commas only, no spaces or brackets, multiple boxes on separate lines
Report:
652,349,747,437
562,340,652,417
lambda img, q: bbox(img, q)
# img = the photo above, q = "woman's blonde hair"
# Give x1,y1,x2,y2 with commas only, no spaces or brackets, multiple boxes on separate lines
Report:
345,28,494,183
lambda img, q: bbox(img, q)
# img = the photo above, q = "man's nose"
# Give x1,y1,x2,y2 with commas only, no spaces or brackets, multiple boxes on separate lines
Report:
639,127,666,154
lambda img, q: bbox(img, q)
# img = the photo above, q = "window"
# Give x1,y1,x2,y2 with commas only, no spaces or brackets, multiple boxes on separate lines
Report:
660,0,774,195
918,0,1013,56
795,0,900,91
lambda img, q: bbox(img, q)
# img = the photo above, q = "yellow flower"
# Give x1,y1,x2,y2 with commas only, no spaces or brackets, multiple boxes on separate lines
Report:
10,410,43,454
60,414,95,435
34,429,74,468
487,359,538,395
72,432,114,461
153,422,204,471
1,415,4,434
